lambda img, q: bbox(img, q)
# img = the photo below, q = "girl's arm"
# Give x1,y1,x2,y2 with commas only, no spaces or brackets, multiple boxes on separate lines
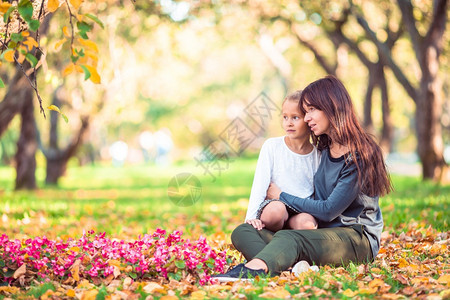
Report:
267,163,359,222
245,141,273,221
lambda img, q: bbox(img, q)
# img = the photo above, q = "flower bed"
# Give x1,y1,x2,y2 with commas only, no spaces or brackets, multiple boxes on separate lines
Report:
0,229,227,286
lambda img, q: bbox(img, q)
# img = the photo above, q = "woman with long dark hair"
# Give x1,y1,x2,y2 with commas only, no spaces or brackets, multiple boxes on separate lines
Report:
214,75,392,281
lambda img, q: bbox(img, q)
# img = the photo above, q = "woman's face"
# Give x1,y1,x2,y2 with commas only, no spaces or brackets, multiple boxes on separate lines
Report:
302,102,330,136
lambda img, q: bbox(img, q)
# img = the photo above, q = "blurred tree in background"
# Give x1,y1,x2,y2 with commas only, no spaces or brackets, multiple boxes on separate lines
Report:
0,0,449,189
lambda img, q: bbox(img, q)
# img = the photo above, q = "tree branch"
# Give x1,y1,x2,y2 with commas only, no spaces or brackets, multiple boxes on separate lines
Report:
424,0,448,51
397,0,423,60
291,23,337,76
355,13,417,101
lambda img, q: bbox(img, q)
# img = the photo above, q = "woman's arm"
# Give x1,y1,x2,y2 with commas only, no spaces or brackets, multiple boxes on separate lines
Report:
267,165,360,222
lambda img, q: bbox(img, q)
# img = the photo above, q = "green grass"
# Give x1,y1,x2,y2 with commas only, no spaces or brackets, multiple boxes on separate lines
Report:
0,159,448,299
0,158,448,239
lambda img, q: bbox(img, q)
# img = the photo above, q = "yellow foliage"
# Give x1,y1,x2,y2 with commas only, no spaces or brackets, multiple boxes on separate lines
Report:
24,37,39,51
0,2,11,13
358,287,378,295
189,290,207,300
63,63,75,77
63,26,71,38
75,64,84,73
21,31,30,37
66,289,76,298
78,38,99,53
342,289,358,297
398,257,409,268
54,38,67,51
69,0,83,10
81,289,98,300
83,64,101,84
70,259,81,281
4,49,15,62
437,274,450,285
0,286,20,294
47,0,60,13
47,105,61,113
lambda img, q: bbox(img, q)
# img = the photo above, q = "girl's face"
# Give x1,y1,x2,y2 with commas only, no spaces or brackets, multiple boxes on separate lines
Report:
281,100,310,139
302,101,330,136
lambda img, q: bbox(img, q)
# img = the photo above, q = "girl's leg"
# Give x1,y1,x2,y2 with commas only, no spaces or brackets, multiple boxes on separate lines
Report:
287,213,318,230
253,226,372,274
231,223,275,261
259,201,289,232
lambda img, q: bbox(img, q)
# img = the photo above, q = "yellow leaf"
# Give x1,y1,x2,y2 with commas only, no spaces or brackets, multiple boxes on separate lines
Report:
411,277,430,285
160,296,179,300
70,246,80,252
76,13,83,22
4,49,15,62
108,259,121,267
54,38,67,51
85,50,98,63
63,63,75,76
0,2,11,13
78,38,99,53
63,26,71,38
24,37,39,51
69,0,83,10
190,290,207,300
66,289,76,297
143,282,165,294
398,257,409,268
13,263,26,279
83,65,101,84
75,65,84,73
47,0,59,12
81,289,98,300
437,274,450,285
47,105,61,113
0,286,20,294
21,31,30,37
358,287,378,295
342,289,358,297
368,278,385,289
70,259,81,281
76,279,94,289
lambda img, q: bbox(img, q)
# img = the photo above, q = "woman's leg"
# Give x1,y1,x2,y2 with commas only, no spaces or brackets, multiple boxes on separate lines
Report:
231,223,275,261
253,226,372,274
259,201,289,232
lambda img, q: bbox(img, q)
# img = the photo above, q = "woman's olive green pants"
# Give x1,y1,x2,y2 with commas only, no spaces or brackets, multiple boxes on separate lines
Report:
231,223,373,274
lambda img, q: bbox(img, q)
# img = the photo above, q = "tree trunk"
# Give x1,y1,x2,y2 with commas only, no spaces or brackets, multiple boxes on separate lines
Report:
0,66,30,136
15,87,37,190
416,47,447,180
44,87,89,185
378,66,393,153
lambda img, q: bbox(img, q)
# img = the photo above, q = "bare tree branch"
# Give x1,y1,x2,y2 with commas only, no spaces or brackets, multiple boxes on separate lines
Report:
355,13,417,101
424,0,448,51
291,23,337,76
397,0,423,59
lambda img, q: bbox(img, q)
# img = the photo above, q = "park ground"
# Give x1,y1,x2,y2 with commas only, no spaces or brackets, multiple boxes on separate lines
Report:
0,158,448,299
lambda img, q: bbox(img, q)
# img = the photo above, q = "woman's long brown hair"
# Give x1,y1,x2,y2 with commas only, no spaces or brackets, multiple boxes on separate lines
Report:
299,75,392,197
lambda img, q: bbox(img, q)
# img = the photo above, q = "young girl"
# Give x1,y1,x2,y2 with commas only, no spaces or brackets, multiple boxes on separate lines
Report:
214,75,392,281
245,90,320,232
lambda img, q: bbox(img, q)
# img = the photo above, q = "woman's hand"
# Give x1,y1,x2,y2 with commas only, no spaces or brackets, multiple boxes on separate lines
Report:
246,219,265,230
266,182,282,200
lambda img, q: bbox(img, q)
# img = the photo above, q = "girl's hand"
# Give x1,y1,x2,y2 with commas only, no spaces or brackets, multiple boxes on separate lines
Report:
246,219,265,230
266,182,282,200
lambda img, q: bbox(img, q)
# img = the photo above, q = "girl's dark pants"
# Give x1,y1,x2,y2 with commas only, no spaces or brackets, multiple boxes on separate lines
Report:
231,223,373,274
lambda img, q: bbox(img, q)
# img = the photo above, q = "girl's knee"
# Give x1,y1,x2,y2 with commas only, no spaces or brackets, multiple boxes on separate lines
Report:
260,201,288,223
